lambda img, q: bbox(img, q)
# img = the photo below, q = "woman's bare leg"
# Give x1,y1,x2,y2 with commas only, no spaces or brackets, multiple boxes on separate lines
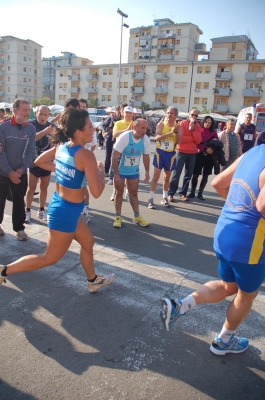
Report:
73,216,95,280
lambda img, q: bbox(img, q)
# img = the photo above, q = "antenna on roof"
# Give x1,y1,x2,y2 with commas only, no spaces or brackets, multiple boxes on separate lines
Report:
247,29,251,38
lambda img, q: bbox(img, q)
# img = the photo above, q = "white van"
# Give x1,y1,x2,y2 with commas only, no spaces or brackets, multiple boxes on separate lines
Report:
236,103,265,134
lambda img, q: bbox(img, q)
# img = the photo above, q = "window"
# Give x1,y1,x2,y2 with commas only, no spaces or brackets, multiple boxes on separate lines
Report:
232,43,236,51
8,87,10,92
175,67,181,74
34,69,37,75
182,82,187,89
7,55,10,61
102,95,106,101
103,82,107,88
176,40,180,45
108,69,113,75
7,44,10,50
103,69,107,75
205,66,211,73
194,97,200,104
34,79,37,84
29,78,31,82
119,95,127,102
174,82,180,88
24,46,27,51
134,53,138,58
202,98,207,105
59,83,67,88
107,95,111,101
204,82,209,89
23,67,26,72
8,76,10,82
34,88,37,95
23,56,26,61
174,51,179,55
135,43,139,47
29,89,31,92
23,88,27,93
173,96,185,103
34,49,37,55
59,95,67,100
23,78,27,83
8,66,10,71
125,68,129,74
197,67,203,74
230,55,234,61
124,82,128,88
177,29,181,36
183,67,188,73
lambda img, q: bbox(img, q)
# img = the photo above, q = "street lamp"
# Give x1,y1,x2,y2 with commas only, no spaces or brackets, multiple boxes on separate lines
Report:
117,8,129,106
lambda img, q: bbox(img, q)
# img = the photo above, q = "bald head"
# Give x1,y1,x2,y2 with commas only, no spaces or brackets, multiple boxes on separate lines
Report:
36,105,50,125
133,118,148,138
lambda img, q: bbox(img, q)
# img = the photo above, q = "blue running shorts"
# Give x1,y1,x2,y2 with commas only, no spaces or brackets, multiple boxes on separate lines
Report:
119,173,139,180
216,251,265,293
47,191,84,233
153,148,176,171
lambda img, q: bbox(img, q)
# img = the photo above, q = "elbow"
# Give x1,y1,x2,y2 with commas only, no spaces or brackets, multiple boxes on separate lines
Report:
256,199,265,215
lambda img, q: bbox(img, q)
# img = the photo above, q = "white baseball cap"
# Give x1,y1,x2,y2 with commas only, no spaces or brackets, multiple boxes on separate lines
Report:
124,106,134,113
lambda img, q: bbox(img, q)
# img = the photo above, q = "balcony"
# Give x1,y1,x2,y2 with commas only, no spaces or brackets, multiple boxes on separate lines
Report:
0,91,5,96
215,72,232,80
152,101,161,108
85,87,98,93
213,105,228,112
68,87,80,93
69,74,80,81
245,72,263,81
134,101,143,107
138,55,150,60
139,45,151,51
158,33,176,39
140,34,152,40
0,48,4,53
132,72,145,79
242,89,261,97
158,54,174,60
86,73,98,80
0,59,4,64
131,86,144,93
213,88,231,96
153,87,168,94
158,44,174,49
154,72,169,80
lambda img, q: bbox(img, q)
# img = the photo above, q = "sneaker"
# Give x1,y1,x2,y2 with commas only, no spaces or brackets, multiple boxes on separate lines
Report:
0,265,6,285
210,334,249,356
107,180,113,185
113,216,122,228
148,198,156,209
15,230,28,241
0,225,4,236
25,210,31,224
37,210,47,221
160,297,183,331
110,191,115,201
133,216,150,227
98,146,102,150
88,273,115,293
125,192,130,202
161,198,170,207
82,205,90,223
104,173,109,177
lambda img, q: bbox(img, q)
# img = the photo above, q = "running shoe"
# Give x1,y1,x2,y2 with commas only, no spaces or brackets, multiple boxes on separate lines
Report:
107,180,113,185
82,205,90,224
0,225,5,236
133,216,150,227
160,297,183,331
98,146,102,150
210,334,249,356
88,273,115,293
0,265,6,285
25,210,31,224
125,192,130,202
113,216,122,228
148,198,156,209
161,198,170,207
15,230,28,241
37,210,47,221
110,190,115,201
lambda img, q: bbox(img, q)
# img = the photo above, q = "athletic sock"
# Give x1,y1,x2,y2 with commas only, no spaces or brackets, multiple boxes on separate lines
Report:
134,212,140,218
149,191,155,199
87,275,97,283
116,212,121,217
179,295,196,314
218,326,235,343
163,190,168,199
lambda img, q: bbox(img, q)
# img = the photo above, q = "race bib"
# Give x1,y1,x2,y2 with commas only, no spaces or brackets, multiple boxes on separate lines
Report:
161,140,174,151
244,133,253,141
124,156,140,167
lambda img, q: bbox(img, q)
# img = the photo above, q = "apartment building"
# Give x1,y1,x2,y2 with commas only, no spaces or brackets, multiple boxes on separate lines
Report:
42,52,93,100
0,36,42,103
210,35,258,61
54,59,265,114
128,18,207,64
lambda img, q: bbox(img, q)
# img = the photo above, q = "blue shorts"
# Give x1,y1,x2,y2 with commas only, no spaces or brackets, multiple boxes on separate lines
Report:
119,173,139,180
29,166,51,178
47,191,84,233
153,148,176,171
216,251,265,293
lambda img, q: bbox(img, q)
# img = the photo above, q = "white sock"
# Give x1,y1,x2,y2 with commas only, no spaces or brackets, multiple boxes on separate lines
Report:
125,189,129,195
163,190,168,199
218,326,235,343
179,295,196,314
150,191,155,199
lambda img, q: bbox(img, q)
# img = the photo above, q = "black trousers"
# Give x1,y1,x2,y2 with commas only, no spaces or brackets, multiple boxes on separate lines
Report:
0,173,27,232
104,139,114,174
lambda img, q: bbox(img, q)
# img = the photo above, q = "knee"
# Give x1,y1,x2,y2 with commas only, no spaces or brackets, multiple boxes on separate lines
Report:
130,190,138,197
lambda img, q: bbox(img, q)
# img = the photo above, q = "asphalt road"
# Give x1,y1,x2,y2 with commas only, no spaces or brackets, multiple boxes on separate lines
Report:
0,142,264,400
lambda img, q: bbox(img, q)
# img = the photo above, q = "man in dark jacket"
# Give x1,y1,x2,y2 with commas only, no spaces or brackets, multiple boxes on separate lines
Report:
0,99,36,240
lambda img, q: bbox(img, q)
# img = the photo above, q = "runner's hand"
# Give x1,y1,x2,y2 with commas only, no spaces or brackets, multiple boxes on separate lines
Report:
144,172,150,183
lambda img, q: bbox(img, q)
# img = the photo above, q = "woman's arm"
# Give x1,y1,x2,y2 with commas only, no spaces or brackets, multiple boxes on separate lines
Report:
34,147,57,172
80,150,105,199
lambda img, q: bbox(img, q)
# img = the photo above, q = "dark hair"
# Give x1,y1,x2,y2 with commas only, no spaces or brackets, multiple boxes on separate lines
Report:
5,107,10,113
120,103,128,109
0,108,5,113
13,98,30,109
202,115,216,132
79,98,88,107
50,108,89,146
64,98,80,109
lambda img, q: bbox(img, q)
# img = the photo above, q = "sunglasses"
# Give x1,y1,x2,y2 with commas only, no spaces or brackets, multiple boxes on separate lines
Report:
191,114,198,117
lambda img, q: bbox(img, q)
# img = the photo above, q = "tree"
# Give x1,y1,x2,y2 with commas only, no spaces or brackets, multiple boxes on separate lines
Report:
31,97,55,107
144,103,151,111
201,105,210,114
87,98,98,107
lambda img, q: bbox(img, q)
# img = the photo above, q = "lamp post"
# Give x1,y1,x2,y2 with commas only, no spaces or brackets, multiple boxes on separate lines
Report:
117,8,129,106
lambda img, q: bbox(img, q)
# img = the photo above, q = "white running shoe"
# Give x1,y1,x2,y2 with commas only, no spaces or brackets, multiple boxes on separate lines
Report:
37,210,47,221
88,273,115,293
110,191,115,201
82,205,90,223
15,230,28,241
25,210,31,224
125,192,130,202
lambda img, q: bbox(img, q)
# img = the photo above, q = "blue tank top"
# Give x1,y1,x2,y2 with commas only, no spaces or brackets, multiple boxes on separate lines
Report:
55,143,87,189
118,131,145,176
214,145,265,264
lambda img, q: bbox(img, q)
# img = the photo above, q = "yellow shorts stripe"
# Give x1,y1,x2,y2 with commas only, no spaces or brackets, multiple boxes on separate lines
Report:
249,218,265,264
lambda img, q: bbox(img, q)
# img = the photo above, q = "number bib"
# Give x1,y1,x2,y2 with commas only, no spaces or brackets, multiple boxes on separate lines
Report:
244,133,253,141
161,140,174,151
124,156,140,167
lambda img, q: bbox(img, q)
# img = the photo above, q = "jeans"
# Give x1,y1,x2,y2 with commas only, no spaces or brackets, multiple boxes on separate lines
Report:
168,152,196,197
104,139,114,174
0,173,27,232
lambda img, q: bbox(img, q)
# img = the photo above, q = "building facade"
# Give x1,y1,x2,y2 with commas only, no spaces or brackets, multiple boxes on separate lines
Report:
42,52,93,100
0,36,42,103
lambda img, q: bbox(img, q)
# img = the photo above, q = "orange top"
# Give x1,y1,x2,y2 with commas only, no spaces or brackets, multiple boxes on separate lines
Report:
177,119,202,154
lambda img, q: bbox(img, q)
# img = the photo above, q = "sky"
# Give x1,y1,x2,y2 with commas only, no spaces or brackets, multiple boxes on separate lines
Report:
1,0,265,65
